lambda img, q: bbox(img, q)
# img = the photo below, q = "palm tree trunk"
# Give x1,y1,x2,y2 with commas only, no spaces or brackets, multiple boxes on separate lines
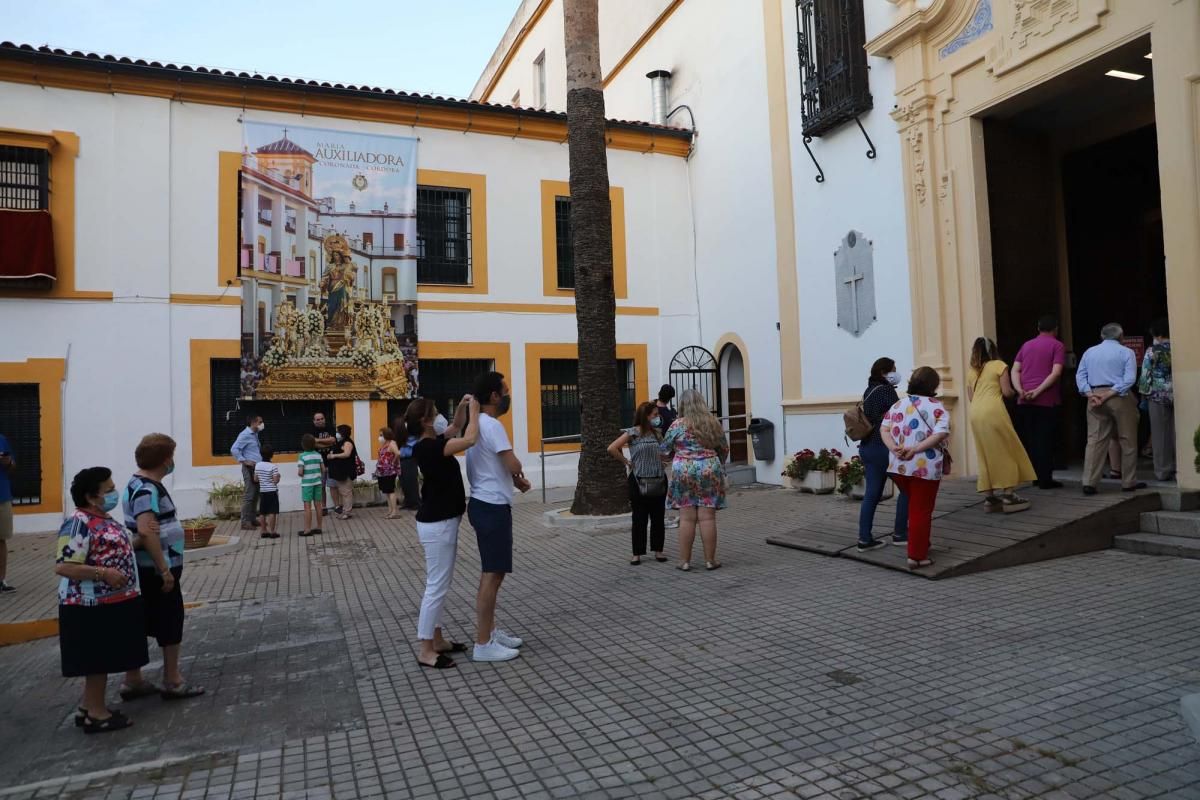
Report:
564,0,628,515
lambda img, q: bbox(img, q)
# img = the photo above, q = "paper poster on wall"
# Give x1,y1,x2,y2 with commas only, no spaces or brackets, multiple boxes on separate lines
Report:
237,121,419,400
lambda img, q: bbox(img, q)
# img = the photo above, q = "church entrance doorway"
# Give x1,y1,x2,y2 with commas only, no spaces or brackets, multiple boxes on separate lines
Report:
981,34,1166,473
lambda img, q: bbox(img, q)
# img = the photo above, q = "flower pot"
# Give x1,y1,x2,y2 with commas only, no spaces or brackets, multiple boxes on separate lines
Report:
787,471,836,494
209,496,240,520
184,526,216,549
849,479,895,501
353,486,381,507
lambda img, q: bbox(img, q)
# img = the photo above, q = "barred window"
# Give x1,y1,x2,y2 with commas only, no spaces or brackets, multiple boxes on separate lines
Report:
417,187,471,285
386,358,494,434
554,196,574,290
210,359,335,457
0,146,49,210
795,0,873,138
540,359,635,441
0,383,42,505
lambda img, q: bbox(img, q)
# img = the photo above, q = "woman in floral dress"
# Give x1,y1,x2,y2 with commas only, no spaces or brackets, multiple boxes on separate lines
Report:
661,389,729,572
882,367,952,570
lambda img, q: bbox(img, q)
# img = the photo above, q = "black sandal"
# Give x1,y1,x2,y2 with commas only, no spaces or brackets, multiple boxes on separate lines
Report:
83,711,133,734
73,706,88,726
655,555,668,563
419,654,456,670
437,642,468,654
160,682,206,701
119,681,160,702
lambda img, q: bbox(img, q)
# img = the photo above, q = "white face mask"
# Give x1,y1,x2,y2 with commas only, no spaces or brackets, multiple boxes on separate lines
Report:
377,435,385,443
257,422,266,432
885,372,901,387
433,414,449,436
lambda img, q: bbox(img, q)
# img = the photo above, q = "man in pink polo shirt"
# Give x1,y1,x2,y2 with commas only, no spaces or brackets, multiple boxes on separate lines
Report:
1012,315,1066,489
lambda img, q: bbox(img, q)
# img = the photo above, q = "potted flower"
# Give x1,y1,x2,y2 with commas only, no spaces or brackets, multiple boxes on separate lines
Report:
782,448,841,494
207,480,243,520
183,517,218,549
837,456,894,500
352,478,381,507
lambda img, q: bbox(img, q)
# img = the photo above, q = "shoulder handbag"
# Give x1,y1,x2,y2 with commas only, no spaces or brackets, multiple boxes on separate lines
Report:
911,402,953,476
353,445,366,477
630,430,668,497
844,385,886,443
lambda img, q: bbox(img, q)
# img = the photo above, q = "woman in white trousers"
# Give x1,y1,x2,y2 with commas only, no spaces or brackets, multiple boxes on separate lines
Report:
405,394,479,669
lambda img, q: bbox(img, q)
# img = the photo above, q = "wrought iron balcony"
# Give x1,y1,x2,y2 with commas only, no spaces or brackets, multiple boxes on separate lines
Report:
795,0,873,138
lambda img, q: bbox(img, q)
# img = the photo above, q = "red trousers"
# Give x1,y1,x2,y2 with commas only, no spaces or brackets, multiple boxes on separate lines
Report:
890,475,941,561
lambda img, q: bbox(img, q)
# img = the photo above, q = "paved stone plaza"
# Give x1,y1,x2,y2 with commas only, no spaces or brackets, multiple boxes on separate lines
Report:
1,486,1199,799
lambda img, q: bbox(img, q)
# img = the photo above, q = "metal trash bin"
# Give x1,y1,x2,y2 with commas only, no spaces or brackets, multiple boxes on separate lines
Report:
748,418,775,462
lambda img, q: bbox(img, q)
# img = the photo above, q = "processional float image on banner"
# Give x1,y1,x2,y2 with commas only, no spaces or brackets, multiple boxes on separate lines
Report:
238,121,419,400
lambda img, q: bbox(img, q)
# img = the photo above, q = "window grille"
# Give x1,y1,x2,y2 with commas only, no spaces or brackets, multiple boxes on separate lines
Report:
795,0,873,138
417,187,471,285
0,383,42,505
540,359,635,440
210,359,335,456
0,146,49,210
554,196,574,290
387,358,494,430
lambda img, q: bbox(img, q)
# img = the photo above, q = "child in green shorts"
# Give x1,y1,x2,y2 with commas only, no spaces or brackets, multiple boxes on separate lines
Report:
297,434,326,537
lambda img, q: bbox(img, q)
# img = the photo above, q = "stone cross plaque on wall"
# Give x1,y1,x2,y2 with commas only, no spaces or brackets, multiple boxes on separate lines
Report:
834,230,876,337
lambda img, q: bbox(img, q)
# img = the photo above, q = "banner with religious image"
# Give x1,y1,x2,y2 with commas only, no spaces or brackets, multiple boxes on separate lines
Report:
237,121,419,400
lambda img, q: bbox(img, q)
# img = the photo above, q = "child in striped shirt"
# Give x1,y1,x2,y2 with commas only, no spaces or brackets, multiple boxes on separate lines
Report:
254,445,281,539
297,435,326,537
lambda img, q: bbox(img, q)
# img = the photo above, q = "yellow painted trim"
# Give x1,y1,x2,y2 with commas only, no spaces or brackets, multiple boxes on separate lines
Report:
334,401,354,429
419,341,514,444
714,333,754,465
369,401,389,459
0,358,65,514
602,0,686,88
524,342,648,453
539,180,627,299
218,151,242,292
419,299,656,316
0,602,206,647
415,170,489,294
0,618,59,646
0,58,690,159
761,0,802,401
0,129,109,301
169,294,242,306
479,0,556,103
190,339,240,468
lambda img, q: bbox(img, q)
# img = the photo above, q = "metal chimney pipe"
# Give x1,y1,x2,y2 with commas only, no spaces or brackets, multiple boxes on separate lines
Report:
646,70,672,125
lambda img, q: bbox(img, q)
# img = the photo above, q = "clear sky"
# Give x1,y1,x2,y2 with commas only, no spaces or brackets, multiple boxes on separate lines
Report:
0,0,519,99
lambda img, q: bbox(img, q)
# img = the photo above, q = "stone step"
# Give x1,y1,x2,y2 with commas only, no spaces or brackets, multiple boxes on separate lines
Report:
726,464,758,487
1139,511,1200,539
1160,490,1200,512
1114,532,1200,559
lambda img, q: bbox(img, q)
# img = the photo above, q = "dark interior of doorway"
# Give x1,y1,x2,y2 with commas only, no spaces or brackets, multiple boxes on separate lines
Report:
982,35,1166,467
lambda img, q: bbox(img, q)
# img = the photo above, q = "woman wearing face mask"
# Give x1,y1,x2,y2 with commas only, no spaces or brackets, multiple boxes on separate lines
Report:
120,433,205,702
55,466,149,733
407,394,480,669
607,401,669,565
855,358,910,551
326,425,360,520
376,427,402,519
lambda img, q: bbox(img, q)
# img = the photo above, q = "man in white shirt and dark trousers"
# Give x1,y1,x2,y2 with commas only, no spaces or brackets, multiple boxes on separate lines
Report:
465,371,531,662
1076,323,1147,495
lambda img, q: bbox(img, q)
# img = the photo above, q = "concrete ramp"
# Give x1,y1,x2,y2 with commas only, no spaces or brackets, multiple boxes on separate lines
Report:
766,479,1162,579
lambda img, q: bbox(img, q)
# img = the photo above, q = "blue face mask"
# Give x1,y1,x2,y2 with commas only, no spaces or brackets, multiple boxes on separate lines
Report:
101,491,120,512
165,461,175,476
651,416,662,428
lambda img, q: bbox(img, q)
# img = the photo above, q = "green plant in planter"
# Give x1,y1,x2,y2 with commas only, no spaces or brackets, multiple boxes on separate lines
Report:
836,457,866,495
207,480,244,519
182,516,218,531
353,479,378,489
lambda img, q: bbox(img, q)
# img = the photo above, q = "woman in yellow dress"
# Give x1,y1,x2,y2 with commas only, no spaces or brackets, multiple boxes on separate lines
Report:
967,337,1037,513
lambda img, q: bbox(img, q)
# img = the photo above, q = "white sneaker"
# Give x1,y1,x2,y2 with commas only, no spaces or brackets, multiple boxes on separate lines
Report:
493,628,523,649
473,639,520,662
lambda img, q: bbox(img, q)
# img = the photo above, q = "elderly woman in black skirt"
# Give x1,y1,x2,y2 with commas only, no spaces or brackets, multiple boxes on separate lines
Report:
55,467,149,733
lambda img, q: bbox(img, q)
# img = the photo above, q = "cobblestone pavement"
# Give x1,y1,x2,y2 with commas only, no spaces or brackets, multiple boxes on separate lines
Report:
1,486,1199,799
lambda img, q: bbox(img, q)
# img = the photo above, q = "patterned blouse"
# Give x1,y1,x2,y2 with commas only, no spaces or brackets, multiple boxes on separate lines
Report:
1138,342,1172,404
624,427,665,478
885,396,951,481
56,508,141,606
660,421,726,461
376,445,399,477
